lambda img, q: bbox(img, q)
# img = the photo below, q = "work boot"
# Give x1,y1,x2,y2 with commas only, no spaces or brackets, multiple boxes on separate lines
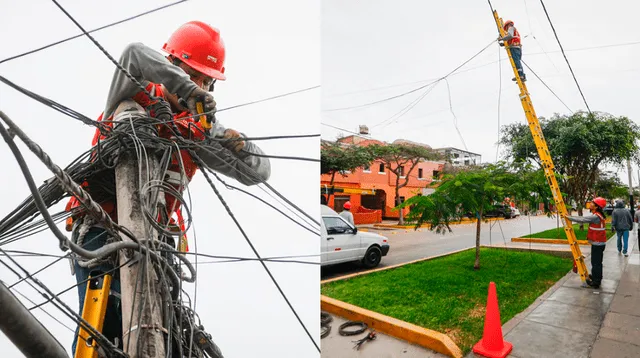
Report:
585,278,600,289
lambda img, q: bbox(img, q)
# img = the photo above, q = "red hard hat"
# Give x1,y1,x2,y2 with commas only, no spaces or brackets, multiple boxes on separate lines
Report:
592,197,607,208
503,20,514,30
162,21,226,81
343,201,352,210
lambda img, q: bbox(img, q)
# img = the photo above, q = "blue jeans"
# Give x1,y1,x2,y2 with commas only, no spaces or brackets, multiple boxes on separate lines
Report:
71,227,122,355
616,229,629,254
508,47,524,77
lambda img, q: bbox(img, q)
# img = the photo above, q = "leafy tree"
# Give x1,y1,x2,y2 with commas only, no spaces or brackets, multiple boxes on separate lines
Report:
400,163,550,269
368,143,441,225
499,111,640,217
591,170,628,201
320,140,374,202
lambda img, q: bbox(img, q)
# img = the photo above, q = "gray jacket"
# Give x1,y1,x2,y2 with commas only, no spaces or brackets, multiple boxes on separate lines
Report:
566,214,607,246
612,201,633,231
104,42,270,186
500,27,522,48
339,210,355,227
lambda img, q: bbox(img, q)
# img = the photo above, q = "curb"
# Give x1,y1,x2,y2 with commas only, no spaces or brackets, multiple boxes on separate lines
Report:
511,237,589,245
321,295,463,358
372,217,505,229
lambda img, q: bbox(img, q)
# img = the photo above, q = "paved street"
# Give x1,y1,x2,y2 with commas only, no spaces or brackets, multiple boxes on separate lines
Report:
322,214,575,279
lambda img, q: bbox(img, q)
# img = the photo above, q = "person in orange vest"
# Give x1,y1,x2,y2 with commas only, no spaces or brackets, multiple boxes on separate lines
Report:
499,20,526,82
68,21,271,354
566,197,608,289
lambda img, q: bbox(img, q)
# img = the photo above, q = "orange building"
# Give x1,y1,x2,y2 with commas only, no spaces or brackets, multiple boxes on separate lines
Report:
321,135,445,224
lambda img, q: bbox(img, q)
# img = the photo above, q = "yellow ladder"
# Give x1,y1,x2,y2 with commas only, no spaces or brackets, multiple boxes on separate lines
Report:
492,10,588,282
75,272,112,358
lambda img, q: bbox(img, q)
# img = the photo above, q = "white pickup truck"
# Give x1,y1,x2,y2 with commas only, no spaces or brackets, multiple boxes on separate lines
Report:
320,205,390,268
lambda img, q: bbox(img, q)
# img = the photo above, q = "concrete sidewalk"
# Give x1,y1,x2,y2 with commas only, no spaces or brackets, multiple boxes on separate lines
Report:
469,234,640,358
321,314,447,358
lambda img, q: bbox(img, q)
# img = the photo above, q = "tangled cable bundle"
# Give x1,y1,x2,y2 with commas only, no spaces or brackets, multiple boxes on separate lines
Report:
0,2,322,355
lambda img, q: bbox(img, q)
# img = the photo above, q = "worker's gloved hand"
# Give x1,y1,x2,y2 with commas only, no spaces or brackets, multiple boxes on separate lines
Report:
221,129,245,152
186,87,217,121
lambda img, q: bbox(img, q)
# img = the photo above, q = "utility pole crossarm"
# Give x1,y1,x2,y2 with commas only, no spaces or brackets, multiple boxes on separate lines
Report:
492,9,589,282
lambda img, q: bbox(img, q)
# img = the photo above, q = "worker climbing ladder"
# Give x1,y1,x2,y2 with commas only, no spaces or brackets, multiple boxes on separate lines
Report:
492,9,589,283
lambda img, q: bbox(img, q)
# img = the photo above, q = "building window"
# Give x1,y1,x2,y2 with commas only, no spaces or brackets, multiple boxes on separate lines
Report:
399,166,405,177
363,165,371,173
464,160,470,165
379,163,385,173
418,168,423,179
454,153,459,158
432,170,440,178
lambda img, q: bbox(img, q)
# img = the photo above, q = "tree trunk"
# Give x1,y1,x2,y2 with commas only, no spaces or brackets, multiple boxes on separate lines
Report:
327,172,337,204
395,169,404,225
474,208,482,270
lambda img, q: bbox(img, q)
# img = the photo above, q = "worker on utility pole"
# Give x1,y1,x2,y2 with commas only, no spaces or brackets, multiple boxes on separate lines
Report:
498,20,526,82
66,21,271,355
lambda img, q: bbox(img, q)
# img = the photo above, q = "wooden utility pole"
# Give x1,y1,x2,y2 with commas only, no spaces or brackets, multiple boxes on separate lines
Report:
114,100,166,358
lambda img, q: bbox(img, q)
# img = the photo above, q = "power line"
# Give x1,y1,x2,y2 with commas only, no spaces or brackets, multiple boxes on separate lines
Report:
522,60,573,113
375,82,440,129
323,39,496,112
444,78,468,151
0,0,189,65
196,162,320,352
538,0,591,114
218,86,320,112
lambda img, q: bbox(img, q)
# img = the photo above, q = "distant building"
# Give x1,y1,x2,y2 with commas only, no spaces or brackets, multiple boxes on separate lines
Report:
434,147,481,167
321,127,446,224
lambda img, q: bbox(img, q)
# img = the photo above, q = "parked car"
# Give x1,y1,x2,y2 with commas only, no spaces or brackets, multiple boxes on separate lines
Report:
512,208,521,217
321,205,390,268
603,204,614,216
484,204,514,219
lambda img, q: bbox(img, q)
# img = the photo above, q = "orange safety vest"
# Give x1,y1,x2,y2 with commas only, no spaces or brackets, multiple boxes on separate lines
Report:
586,212,607,243
507,27,521,47
65,83,204,252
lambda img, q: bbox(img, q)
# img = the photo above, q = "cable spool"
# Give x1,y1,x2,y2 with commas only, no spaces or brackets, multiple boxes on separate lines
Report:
338,321,368,336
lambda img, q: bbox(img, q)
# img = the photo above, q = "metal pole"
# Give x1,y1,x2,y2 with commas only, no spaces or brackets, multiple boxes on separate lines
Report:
627,158,634,211
114,101,165,358
0,281,68,358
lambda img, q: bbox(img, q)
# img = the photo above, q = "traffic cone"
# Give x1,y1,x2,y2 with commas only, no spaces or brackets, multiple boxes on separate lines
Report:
472,282,513,358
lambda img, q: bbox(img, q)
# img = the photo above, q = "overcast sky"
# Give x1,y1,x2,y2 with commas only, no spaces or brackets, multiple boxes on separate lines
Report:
0,0,319,357
322,0,640,184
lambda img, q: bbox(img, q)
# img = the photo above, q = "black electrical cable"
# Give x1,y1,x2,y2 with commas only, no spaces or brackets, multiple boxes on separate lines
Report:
208,171,319,236
323,39,495,112
217,86,320,112
166,251,319,265
7,254,68,289
50,0,154,99
0,251,124,356
192,154,320,353
10,286,76,334
0,75,107,133
522,60,573,113
538,0,591,114
0,0,189,65
239,150,320,163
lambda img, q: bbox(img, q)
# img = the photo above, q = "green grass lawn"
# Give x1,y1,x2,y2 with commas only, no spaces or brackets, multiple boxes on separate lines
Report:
521,223,612,241
321,248,572,354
